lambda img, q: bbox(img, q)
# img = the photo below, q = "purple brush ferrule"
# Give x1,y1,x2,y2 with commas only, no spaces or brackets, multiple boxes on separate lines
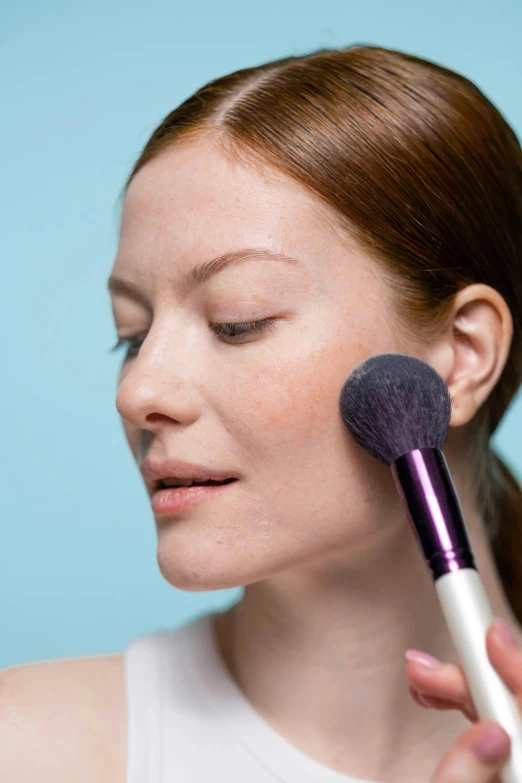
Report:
390,447,476,581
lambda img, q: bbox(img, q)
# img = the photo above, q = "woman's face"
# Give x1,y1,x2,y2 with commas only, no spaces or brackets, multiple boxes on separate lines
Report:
110,136,412,591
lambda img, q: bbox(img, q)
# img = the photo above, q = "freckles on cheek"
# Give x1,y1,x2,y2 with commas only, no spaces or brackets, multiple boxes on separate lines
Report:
250,343,343,439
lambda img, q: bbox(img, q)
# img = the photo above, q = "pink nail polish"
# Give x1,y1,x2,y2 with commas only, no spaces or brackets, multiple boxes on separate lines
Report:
405,649,441,669
492,617,518,647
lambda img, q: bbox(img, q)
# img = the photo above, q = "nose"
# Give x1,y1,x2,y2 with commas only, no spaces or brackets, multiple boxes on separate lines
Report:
115,327,203,433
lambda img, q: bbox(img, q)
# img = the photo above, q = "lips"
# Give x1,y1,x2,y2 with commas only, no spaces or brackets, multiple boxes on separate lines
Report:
140,457,239,493
151,478,238,515
159,478,237,489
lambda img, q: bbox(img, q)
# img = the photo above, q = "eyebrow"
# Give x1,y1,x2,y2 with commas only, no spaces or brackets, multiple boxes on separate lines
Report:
107,247,301,304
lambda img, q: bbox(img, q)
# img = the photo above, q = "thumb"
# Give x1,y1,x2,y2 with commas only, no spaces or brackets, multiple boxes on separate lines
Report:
431,720,510,783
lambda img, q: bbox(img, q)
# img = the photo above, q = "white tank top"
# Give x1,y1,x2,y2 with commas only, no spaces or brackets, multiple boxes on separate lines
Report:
123,611,382,783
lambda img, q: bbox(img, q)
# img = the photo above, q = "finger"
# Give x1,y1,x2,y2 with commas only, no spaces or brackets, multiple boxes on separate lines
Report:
405,654,477,721
410,689,477,722
486,620,522,696
409,685,431,708
431,719,510,783
408,684,457,711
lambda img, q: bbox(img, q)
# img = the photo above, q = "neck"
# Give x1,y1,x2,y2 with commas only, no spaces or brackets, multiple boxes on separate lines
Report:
213,475,520,781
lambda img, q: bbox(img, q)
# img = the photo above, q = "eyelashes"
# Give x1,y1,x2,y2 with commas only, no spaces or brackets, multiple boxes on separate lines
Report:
109,334,146,361
109,318,277,362
210,319,276,341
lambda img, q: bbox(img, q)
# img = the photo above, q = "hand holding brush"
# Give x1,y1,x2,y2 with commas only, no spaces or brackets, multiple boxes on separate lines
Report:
408,615,520,781
339,352,522,783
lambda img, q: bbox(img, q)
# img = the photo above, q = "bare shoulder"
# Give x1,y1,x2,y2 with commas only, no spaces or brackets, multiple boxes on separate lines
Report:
0,653,127,782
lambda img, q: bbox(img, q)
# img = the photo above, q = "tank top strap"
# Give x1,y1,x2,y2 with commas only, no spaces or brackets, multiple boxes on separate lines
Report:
124,633,165,783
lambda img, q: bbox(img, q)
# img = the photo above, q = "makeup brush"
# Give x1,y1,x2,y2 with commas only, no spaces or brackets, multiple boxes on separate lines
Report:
339,352,522,783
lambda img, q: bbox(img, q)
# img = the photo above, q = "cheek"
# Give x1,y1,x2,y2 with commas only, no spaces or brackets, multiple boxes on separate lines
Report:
221,322,397,519
231,329,367,444
227,283,401,454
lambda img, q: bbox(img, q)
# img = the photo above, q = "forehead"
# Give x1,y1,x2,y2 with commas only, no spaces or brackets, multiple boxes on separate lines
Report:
116,136,350,268
111,135,390,324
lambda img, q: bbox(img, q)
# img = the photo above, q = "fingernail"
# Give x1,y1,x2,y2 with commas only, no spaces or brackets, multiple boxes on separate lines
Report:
405,649,442,669
471,724,510,763
492,617,518,647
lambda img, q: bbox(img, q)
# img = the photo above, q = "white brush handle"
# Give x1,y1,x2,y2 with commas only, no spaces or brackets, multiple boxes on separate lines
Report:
435,568,522,782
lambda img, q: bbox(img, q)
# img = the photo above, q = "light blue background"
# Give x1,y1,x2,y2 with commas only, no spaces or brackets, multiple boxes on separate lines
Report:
2,0,521,668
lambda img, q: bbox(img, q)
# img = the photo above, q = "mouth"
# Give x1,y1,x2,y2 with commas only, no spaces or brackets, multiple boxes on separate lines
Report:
156,477,238,490
151,478,239,515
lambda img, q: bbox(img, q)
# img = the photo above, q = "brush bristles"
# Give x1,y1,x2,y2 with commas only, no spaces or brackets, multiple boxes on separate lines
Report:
339,353,452,465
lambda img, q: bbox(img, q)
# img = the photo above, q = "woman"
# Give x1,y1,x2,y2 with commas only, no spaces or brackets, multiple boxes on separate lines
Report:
2,43,522,782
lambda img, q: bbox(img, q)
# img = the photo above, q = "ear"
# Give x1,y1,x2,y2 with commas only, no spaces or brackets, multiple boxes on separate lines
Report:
427,284,513,428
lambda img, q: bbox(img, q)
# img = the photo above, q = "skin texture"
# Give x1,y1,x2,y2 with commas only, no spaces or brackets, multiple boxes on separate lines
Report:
109,134,520,781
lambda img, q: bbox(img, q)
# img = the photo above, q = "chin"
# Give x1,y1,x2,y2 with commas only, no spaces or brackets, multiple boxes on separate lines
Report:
155,539,252,591
155,529,308,592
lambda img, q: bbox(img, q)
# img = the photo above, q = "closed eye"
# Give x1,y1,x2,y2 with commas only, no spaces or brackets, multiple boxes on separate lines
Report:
109,318,277,362
210,319,277,341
